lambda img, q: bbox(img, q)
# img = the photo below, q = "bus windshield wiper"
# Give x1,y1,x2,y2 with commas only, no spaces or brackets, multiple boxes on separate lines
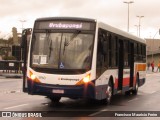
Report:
63,30,81,55
49,39,52,58
64,30,81,47
45,30,52,59
45,30,51,45
63,37,67,55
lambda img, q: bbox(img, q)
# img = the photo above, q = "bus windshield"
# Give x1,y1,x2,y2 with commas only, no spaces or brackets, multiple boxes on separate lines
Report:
31,32,94,70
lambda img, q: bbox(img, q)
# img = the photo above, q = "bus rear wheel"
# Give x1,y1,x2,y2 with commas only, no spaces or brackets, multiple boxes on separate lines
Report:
132,76,139,95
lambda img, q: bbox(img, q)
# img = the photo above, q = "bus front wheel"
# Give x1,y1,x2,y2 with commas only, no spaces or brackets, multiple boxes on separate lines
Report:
106,82,113,104
49,96,61,103
101,81,113,105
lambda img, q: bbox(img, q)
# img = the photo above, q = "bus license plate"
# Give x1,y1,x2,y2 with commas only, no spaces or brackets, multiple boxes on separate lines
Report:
52,89,64,94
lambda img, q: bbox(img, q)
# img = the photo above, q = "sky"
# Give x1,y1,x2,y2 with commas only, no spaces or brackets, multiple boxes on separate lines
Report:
0,0,160,39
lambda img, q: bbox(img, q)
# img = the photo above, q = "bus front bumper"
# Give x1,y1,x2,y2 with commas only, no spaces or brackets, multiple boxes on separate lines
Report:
27,80,95,99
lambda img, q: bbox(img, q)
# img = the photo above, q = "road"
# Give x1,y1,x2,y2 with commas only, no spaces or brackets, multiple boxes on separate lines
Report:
0,72,160,120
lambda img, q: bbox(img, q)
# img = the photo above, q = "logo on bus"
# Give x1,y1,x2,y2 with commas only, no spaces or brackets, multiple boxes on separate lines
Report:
38,76,46,80
58,78,79,81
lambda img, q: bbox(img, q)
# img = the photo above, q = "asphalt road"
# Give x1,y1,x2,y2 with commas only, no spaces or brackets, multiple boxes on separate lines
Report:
0,72,160,120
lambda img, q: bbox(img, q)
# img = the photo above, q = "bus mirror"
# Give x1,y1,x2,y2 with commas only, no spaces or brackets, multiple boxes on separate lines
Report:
21,29,28,48
21,36,25,48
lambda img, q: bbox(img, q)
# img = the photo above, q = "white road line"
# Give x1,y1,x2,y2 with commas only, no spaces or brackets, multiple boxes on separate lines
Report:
88,109,108,117
150,91,156,94
4,104,29,110
128,98,138,102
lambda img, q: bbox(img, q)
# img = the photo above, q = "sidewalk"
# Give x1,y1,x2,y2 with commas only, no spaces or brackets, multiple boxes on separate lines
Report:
147,67,160,74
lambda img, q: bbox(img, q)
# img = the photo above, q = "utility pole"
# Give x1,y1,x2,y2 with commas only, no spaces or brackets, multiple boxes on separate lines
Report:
134,25,139,36
136,16,144,37
19,20,27,31
123,1,134,32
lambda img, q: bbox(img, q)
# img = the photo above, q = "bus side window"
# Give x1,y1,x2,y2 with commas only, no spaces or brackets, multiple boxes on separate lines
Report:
96,29,108,78
115,37,118,67
102,33,108,68
134,43,137,61
124,40,128,67
97,33,105,66
108,34,112,67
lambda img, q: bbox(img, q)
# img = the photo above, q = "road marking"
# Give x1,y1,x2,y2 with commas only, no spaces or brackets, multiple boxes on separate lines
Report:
0,90,22,94
150,91,156,94
128,98,138,102
88,109,108,117
4,104,29,110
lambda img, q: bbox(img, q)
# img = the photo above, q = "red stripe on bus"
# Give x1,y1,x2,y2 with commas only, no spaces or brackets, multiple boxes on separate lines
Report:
114,76,136,89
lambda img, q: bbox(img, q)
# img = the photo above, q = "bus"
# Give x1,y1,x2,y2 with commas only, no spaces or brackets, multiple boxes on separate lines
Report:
22,17,146,104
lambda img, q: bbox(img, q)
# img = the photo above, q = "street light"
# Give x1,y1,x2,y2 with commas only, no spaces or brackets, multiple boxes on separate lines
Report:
19,20,27,31
19,20,26,71
134,25,139,36
136,16,144,37
123,1,134,32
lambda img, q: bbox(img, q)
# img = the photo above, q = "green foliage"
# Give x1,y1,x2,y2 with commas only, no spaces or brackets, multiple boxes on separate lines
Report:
2,56,16,60
0,37,14,58
0,39,7,45
0,49,5,55
0,37,13,45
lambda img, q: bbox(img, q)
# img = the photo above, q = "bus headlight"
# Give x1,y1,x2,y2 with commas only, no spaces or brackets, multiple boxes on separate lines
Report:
29,71,36,80
31,74,36,80
83,74,91,83
75,74,91,85
29,70,41,83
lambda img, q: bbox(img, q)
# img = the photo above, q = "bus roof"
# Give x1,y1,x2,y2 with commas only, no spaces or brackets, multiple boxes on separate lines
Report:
35,17,145,44
35,17,96,23
97,21,146,44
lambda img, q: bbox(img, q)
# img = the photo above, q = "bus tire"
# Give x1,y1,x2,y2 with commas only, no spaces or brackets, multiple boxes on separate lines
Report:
107,81,113,104
49,96,61,103
132,75,139,95
125,90,131,96
101,80,113,105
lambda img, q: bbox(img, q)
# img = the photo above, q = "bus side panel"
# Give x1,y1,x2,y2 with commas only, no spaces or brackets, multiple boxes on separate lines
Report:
94,64,146,100
95,69,118,100
134,63,146,87
95,68,135,100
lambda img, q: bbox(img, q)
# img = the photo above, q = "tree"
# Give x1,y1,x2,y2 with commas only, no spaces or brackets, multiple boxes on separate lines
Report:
0,37,13,59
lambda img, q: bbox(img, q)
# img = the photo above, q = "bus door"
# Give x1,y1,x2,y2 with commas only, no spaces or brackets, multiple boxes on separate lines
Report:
129,42,134,88
21,28,32,92
118,39,124,91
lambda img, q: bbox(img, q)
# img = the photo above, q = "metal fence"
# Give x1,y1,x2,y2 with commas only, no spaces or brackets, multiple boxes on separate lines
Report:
0,60,23,73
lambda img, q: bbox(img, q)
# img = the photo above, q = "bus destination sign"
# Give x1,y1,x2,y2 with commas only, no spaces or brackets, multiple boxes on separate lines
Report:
49,22,82,29
35,21,95,30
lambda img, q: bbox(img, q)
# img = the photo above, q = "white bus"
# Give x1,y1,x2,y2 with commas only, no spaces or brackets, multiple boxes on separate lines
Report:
22,17,146,104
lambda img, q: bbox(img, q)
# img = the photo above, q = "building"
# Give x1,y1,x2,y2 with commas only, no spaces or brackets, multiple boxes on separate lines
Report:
0,27,22,60
0,39,12,59
146,39,160,66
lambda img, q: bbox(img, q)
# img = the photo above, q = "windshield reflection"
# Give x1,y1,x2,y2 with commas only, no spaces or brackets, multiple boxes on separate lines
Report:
31,32,94,70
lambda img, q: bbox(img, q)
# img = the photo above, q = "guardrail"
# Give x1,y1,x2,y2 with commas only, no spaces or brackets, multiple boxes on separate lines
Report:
0,60,23,73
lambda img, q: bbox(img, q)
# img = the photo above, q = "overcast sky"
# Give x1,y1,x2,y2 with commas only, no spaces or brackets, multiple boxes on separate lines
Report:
0,0,160,39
